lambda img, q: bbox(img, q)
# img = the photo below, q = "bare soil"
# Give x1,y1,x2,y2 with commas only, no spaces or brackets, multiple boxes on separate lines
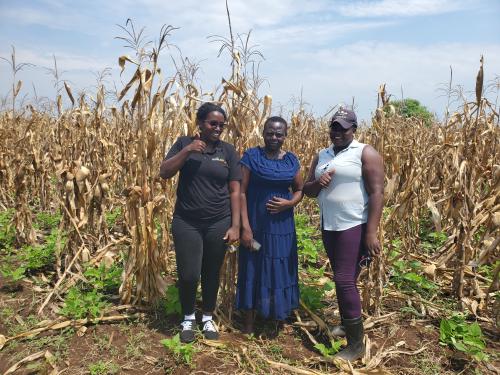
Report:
0,274,498,375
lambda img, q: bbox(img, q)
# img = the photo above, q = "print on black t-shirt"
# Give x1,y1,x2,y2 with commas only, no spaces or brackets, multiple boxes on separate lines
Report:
165,136,242,222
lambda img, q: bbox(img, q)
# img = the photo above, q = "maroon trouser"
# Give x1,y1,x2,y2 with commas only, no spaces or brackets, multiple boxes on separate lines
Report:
322,224,369,319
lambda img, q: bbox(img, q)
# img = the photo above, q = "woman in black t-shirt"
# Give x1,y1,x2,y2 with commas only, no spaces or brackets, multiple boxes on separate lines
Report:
160,103,241,343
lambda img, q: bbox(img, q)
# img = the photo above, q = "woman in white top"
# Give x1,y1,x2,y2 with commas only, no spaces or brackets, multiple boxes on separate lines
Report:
303,108,383,361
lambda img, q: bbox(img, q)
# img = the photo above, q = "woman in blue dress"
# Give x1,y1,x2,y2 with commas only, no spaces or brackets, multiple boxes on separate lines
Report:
236,116,304,333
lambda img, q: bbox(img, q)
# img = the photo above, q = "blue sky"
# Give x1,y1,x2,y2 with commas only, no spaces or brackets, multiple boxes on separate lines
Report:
1,0,499,122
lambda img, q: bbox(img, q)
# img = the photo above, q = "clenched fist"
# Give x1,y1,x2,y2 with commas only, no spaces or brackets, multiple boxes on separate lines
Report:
318,169,335,188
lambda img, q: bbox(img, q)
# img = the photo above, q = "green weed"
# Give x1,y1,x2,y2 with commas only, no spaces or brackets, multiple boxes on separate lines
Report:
1,227,66,282
161,333,197,366
295,214,322,265
299,281,334,312
125,331,146,359
105,207,122,228
268,343,283,356
478,260,499,280
315,339,343,357
88,360,120,375
439,314,488,362
391,259,437,298
305,265,326,278
411,354,443,375
418,213,447,254
61,287,109,319
34,210,61,231
164,284,182,315
0,208,15,249
0,264,25,281
83,262,122,294
421,231,447,254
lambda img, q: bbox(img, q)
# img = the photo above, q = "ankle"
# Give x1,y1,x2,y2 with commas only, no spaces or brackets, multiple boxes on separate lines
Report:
202,313,213,323
184,313,196,321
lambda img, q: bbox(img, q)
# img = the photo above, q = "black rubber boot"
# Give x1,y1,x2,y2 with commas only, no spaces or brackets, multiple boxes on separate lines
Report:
334,317,365,361
330,317,346,337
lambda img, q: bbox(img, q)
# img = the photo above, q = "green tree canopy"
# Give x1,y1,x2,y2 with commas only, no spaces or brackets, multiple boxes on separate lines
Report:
388,98,434,126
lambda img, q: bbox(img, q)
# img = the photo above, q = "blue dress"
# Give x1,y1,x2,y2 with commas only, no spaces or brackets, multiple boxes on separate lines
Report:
235,147,300,320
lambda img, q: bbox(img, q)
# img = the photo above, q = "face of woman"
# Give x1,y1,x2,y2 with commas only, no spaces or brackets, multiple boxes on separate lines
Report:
198,111,226,143
263,122,286,152
329,122,355,149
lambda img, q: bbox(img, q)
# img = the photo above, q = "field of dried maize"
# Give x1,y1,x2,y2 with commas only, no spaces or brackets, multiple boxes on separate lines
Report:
0,24,499,374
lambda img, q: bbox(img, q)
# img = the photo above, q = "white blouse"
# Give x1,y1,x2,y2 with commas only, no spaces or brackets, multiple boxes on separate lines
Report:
314,139,368,231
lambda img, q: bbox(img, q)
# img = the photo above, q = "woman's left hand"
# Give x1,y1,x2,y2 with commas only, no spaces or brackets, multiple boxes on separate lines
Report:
223,226,240,244
364,232,381,257
266,197,292,214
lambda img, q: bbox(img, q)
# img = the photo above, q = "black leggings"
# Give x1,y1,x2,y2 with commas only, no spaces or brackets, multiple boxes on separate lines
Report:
171,215,230,315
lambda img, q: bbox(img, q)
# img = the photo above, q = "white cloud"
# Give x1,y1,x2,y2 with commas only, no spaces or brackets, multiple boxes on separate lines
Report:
337,0,468,18
265,41,500,119
0,47,109,72
1,0,498,122
0,3,89,31
254,20,394,47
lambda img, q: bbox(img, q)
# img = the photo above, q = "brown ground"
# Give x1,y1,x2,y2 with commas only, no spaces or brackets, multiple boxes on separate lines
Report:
0,274,498,375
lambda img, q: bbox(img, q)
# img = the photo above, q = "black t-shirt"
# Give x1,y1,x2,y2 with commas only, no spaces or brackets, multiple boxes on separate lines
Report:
165,136,242,222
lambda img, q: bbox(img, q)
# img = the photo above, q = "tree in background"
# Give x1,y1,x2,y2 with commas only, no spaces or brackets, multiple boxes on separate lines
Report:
388,98,435,126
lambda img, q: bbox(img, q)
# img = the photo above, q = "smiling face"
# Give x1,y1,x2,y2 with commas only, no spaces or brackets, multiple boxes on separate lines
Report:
329,121,356,149
198,111,226,143
263,121,287,152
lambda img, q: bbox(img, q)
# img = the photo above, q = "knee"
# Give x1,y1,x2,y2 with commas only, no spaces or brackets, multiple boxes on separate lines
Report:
178,275,200,284
333,275,357,290
202,269,221,280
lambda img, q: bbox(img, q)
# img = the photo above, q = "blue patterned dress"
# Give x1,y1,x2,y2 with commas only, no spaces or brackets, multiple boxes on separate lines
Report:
235,147,300,320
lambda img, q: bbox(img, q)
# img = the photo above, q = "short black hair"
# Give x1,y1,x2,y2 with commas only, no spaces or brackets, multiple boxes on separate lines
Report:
264,116,288,132
196,102,227,122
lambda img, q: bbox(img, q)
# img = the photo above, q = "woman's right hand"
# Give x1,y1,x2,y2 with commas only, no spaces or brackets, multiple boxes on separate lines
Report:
186,139,206,153
318,169,335,188
241,227,253,248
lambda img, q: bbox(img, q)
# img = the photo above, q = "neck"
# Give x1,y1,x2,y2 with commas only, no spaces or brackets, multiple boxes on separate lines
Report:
264,147,282,159
333,140,353,153
201,135,217,146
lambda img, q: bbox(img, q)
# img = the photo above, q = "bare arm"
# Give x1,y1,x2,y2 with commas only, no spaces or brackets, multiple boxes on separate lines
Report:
361,145,384,256
290,171,304,206
159,138,206,179
223,179,241,243
265,169,304,214
240,166,253,248
303,155,335,197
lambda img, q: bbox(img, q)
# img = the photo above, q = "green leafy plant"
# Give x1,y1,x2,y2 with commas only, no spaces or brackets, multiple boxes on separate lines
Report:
0,264,25,281
305,265,326,278
295,214,322,265
88,360,120,375
478,260,500,280
161,334,197,366
83,263,122,294
164,284,182,315
105,207,122,228
439,314,488,362
299,281,334,312
421,231,447,254
315,339,343,357
391,259,437,298
0,208,15,249
26,227,65,271
0,227,66,282
61,287,109,319
34,210,61,230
